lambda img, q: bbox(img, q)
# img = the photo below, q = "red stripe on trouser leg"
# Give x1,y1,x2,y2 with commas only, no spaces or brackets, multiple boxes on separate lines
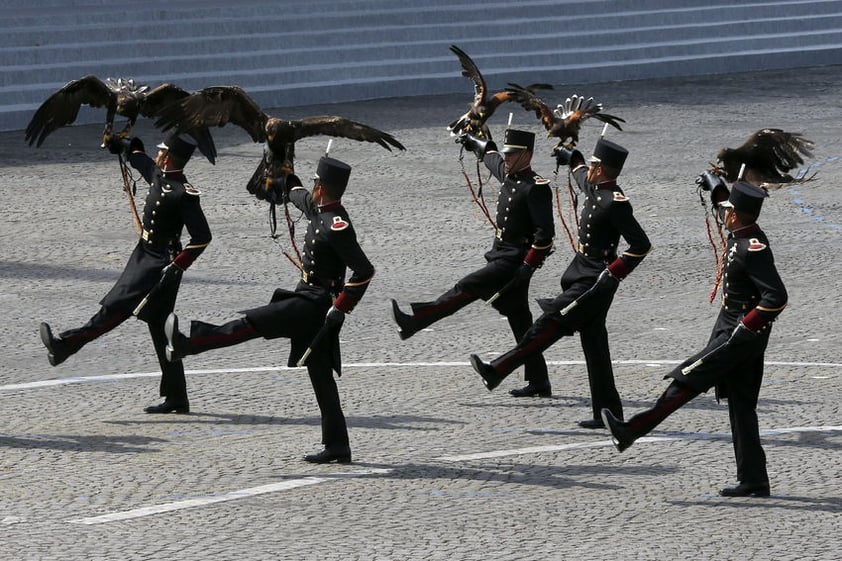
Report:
60,308,131,352
626,382,697,437
491,319,563,377
188,319,258,355
410,290,475,326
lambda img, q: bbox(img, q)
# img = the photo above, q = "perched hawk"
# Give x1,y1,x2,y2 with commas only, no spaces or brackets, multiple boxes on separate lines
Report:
446,44,552,138
25,76,216,163
715,128,815,188
153,85,405,198
505,85,624,147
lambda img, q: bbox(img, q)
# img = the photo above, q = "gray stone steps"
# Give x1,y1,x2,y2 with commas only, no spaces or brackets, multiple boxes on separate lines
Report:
3,0,841,132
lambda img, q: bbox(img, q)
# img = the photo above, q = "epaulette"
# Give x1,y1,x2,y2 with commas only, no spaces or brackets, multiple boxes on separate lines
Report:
612,191,629,202
184,182,202,196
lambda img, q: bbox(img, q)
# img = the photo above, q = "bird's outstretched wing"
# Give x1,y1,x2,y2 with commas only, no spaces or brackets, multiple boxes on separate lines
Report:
25,75,115,146
155,85,269,143
447,45,486,133
717,128,815,184
507,86,624,146
269,115,406,152
504,83,557,132
447,44,508,137
138,83,218,164
137,83,189,118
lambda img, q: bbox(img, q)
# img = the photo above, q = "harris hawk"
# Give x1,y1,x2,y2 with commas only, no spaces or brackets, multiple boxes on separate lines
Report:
25,76,217,163
153,85,405,199
447,44,552,138
714,128,815,189
505,85,625,148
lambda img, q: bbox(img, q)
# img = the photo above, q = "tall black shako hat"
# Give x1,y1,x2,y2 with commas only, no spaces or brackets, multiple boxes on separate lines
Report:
500,129,535,153
315,156,351,191
157,133,197,161
590,138,628,172
721,180,767,216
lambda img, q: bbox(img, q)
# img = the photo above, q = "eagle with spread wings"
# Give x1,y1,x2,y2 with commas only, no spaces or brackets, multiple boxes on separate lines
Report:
447,44,552,138
25,76,217,163
504,85,625,148
714,128,815,188
153,85,405,198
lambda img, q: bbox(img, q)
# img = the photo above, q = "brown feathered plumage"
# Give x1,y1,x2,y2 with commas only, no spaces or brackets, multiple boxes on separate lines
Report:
505,85,624,147
154,85,405,196
715,128,815,187
446,45,552,138
25,76,216,163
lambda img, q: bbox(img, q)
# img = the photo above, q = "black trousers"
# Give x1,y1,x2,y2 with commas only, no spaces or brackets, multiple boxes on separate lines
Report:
668,309,771,486
409,257,549,385
187,313,349,449
490,280,621,417
58,305,188,401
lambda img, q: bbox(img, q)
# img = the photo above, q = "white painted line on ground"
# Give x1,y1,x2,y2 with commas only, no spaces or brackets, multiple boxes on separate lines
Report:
2,360,840,392
68,468,391,525
436,425,842,461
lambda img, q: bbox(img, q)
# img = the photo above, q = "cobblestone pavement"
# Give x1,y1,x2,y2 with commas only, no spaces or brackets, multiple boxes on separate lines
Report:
1,65,841,561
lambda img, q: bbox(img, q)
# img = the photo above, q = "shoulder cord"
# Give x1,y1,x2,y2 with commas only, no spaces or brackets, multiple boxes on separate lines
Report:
699,188,728,303
551,165,578,252
117,154,142,235
458,148,496,229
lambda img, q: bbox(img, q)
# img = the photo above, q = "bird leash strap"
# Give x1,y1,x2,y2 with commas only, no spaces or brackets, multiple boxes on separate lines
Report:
117,154,142,235
458,147,495,229
268,199,304,273
552,165,578,252
698,187,727,303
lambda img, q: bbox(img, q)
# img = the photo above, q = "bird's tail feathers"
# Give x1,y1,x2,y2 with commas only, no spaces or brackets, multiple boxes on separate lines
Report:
554,94,600,119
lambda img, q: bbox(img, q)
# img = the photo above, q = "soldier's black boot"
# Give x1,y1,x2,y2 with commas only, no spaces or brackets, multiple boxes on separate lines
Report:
164,313,189,362
601,409,636,452
390,299,418,340
509,383,552,397
144,399,190,414
41,308,130,367
393,290,476,340
40,322,70,366
304,445,352,464
469,354,505,391
719,482,770,497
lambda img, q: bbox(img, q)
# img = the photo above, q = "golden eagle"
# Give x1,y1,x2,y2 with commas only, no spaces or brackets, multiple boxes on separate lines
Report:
153,85,405,197
25,76,217,163
715,128,815,188
447,44,552,138
504,85,624,147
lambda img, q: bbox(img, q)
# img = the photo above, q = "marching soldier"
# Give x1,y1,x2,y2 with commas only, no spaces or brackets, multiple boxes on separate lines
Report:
164,156,373,464
470,138,651,426
39,133,213,414
390,129,555,396
602,179,787,497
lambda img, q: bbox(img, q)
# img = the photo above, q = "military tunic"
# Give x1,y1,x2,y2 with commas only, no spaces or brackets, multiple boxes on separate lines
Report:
666,221,786,485
406,149,554,385
489,162,651,420
55,142,211,401
202,184,373,449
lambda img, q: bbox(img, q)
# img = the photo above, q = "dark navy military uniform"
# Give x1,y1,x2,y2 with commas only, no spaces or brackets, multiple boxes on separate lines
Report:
665,220,786,486
398,147,554,386
479,154,651,420
177,178,374,452
602,180,786,494
40,138,211,404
